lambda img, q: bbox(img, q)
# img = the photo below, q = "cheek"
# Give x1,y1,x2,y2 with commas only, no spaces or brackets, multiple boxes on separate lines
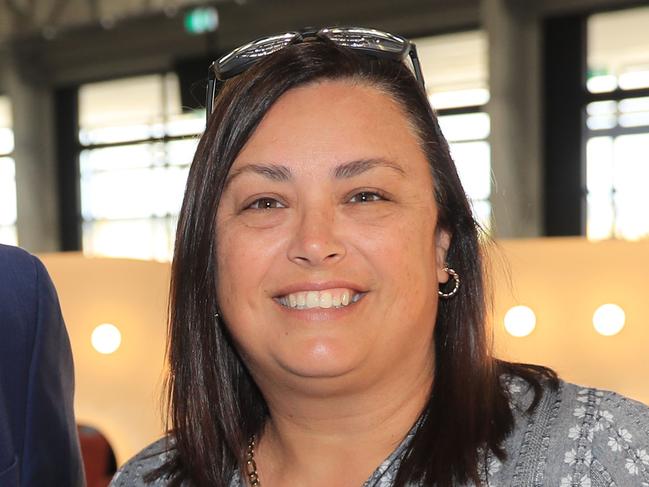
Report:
356,212,438,315
360,213,437,277
215,225,264,307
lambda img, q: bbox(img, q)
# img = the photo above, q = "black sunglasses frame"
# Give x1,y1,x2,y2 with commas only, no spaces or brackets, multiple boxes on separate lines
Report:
204,27,425,122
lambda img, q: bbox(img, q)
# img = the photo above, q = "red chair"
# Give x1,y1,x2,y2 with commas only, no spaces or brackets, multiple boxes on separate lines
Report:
77,425,116,487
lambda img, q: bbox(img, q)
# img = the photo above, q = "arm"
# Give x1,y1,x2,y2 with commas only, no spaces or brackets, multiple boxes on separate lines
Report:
20,255,85,487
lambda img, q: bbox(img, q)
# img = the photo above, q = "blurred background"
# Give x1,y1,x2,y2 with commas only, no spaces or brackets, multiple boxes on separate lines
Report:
1,0,648,484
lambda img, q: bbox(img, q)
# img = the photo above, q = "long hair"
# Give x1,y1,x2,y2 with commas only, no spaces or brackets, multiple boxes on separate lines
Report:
148,39,557,487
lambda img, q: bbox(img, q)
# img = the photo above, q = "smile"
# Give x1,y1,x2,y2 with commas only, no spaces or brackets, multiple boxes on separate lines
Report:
275,288,366,309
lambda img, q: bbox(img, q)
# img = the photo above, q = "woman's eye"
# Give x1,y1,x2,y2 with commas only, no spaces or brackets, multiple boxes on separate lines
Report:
349,191,385,203
246,197,286,210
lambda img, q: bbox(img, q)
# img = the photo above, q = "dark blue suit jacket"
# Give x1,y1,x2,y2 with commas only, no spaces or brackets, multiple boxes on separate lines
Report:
0,245,85,486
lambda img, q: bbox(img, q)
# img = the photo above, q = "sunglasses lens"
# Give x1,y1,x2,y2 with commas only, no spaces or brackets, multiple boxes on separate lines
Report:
217,32,300,78
319,27,408,56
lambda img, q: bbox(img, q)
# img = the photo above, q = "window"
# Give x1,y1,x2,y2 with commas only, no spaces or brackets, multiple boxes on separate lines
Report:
585,6,649,240
0,95,17,246
79,74,204,260
414,31,492,230
78,34,491,259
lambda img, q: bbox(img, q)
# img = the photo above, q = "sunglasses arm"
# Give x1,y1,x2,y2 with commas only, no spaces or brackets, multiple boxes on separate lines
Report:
206,65,217,124
408,45,426,90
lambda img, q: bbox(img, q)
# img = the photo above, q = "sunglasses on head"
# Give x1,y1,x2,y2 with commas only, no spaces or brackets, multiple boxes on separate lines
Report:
205,26,425,122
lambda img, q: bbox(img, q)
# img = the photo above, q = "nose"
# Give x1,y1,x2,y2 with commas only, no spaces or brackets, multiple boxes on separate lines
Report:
287,206,346,268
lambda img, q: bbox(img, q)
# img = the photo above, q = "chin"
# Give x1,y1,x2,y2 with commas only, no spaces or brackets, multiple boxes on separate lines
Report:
276,338,364,381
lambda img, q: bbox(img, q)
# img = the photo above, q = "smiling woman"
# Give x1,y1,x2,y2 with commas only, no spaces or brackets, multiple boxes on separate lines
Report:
109,27,649,487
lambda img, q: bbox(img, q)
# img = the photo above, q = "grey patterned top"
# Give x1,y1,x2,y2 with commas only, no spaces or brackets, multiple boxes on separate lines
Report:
110,378,649,486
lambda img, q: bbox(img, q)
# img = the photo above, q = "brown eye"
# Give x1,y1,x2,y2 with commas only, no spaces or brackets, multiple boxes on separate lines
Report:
246,198,286,210
349,191,385,203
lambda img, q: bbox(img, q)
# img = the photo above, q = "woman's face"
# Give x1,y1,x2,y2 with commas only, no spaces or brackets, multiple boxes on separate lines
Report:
215,80,450,395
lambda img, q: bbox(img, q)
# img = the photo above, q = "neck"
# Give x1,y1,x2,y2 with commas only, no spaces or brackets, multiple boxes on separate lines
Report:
253,365,433,487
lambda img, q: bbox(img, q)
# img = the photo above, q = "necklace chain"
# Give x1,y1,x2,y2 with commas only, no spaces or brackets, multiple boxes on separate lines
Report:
246,435,261,486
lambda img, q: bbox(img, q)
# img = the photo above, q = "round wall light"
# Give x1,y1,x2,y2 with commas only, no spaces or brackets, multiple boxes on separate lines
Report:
593,304,625,336
504,305,537,337
91,323,122,354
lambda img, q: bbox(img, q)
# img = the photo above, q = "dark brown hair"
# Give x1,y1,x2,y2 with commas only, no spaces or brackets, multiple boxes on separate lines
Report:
149,38,557,487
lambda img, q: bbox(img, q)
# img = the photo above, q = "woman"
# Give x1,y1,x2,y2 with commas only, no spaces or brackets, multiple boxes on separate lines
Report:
110,28,649,487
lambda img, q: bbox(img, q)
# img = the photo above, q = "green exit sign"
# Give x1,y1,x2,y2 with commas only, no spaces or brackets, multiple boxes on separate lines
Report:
184,7,219,35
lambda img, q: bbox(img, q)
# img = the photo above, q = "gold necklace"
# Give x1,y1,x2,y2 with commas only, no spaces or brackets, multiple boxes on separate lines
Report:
246,435,261,486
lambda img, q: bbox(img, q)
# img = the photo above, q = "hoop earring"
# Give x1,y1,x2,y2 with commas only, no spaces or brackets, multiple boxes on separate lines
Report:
438,267,460,299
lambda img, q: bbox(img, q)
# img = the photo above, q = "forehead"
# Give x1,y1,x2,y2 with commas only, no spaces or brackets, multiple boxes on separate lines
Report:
231,79,429,174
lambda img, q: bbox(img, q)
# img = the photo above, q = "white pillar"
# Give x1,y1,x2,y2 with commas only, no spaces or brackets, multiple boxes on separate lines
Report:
2,49,60,251
482,0,543,238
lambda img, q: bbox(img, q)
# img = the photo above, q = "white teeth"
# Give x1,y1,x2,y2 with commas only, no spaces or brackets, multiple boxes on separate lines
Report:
277,288,363,309
319,293,333,308
306,291,319,308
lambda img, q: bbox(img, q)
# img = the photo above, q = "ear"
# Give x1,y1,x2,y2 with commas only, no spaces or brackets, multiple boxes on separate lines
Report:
435,228,452,284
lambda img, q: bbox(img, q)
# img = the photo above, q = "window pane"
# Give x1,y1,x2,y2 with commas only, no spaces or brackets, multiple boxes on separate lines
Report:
588,6,649,92
81,165,188,220
166,139,199,166
619,70,649,90
79,123,163,145
612,134,649,240
166,113,205,138
439,112,490,142
414,31,488,109
80,144,161,175
587,115,617,131
0,226,17,246
587,193,614,240
586,137,614,193
79,74,186,145
80,75,165,129
0,96,12,128
82,218,175,261
163,73,183,117
411,31,491,229
0,157,16,225
471,200,492,232
0,96,13,155
449,141,491,201
0,128,14,155
78,72,196,261
586,134,649,241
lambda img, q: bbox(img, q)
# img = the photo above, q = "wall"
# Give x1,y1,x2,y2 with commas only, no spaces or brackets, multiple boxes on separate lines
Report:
491,237,649,405
40,236,649,465
40,253,169,465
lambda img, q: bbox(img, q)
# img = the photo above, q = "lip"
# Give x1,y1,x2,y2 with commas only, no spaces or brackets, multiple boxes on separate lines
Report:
272,280,368,298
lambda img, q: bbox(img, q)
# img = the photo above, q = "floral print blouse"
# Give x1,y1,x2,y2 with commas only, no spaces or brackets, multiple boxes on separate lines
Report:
110,377,649,486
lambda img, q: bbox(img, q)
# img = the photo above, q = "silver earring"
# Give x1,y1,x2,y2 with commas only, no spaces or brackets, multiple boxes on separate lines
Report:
438,267,460,299
214,311,220,319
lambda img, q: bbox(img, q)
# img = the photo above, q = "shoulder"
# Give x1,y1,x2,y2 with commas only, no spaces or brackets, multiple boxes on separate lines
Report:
110,438,178,487
0,245,51,362
553,382,649,485
503,377,649,486
0,244,54,316
0,244,41,292
0,243,36,266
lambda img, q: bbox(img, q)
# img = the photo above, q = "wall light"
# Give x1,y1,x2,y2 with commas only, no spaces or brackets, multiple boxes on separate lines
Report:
504,305,536,337
593,304,625,336
91,323,122,354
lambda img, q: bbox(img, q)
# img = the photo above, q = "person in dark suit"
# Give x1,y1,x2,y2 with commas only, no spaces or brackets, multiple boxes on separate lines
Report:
0,244,85,486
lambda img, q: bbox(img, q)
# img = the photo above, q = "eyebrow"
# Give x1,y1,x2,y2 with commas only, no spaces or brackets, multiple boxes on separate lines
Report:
224,157,405,188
